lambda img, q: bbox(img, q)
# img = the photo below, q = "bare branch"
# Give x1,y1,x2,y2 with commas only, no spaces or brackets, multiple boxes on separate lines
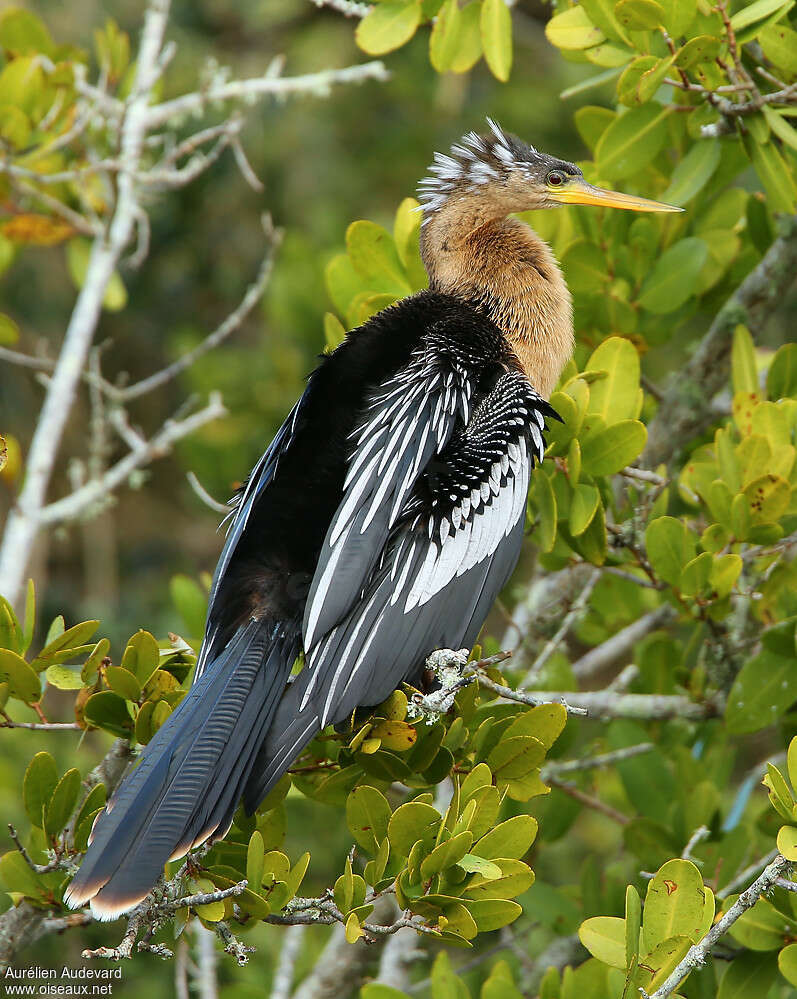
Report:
542,742,654,777
311,0,372,17
521,567,600,684
38,393,227,525
547,777,629,825
269,925,304,999
571,605,675,681
145,61,390,131
119,217,281,401
482,680,717,721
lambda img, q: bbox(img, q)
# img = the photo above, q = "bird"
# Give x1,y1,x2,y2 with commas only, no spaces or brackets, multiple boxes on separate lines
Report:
65,119,679,920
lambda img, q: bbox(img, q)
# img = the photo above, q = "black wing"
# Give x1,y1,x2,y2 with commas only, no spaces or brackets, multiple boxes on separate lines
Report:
244,367,551,806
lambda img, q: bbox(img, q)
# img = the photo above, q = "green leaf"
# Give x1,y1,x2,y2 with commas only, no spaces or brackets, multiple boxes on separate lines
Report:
488,735,546,780
503,703,567,750
464,857,534,899
638,937,693,993
759,21,797,73
626,885,641,965
732,325,758,395
788,735,797,793
718,951,779,999
662,140,720,207
594,105,670,181
44,768,81,836
580,420,647,476
617,55,674,106
545,6,604,50
83,690,134,737
645,516,696,587
643,859,706,951
569,483,600,536
0,850,45,900
767,344,797,400
347,220,411,296
457,853,501,878
480,0,513,81
0,648,40,703
532,471,557,553
777,825,797,861
730,0,793,31
464,897,522,931
450,3,483,73
246,830,265,890
356,1,421,56
387,801,441,857
615,0,665,30
585,336,641,423
421,830,473,878
726,649,797,734
578,916,627,968
730,896,792,949
562,241,610,294
0,8,54,57
763,106,797,153
429,0,462,73
674,35,721,68
638,238,708,314
23,752,58,828
679,551,713,597
473,814,538,860
362,986,412,999
778,943,797,987
31,619,99,672
121,630,160,684
742,132,797,214
105,666,141,702
45,664,85,690
347,785,391,855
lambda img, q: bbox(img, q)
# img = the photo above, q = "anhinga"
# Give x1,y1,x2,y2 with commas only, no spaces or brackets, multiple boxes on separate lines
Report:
65,120,678,919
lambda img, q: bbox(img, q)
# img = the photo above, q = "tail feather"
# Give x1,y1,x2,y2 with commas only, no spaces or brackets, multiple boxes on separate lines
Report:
65,618,297,920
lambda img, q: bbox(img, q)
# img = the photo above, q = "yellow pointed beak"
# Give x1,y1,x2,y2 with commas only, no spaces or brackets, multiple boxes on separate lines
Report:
550,177,682,213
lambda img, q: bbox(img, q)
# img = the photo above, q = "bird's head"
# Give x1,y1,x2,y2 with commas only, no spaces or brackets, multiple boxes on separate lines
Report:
418,118,681,222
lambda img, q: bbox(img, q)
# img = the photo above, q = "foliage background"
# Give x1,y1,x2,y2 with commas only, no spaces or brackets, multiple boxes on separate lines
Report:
1,0,797,996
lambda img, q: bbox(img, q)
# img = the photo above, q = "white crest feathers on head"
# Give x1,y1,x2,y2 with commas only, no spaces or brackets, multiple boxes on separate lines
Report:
417,118,537,220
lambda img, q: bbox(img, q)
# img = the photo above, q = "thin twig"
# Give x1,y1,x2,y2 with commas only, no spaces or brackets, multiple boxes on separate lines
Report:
145,61,390,130
542,742,653,778
38,394,227,525
119,218,281,400
547,777,629,825
522,568,600,683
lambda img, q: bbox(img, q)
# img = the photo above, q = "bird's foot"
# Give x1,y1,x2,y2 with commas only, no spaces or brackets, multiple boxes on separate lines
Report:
408,648,474,719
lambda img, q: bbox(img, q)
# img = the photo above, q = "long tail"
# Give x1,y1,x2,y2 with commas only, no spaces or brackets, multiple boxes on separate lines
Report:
65,618,297,921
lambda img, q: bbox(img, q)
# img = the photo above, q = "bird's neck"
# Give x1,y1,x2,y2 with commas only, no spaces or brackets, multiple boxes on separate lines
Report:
420,210,573,399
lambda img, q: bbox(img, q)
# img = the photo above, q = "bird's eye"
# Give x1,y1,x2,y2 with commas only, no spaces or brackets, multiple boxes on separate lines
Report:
547,171,564,187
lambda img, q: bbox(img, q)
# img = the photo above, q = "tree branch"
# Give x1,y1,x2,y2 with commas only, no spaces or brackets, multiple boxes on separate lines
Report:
571,605,675,681
145,61,389,131
643,213,797,467
118,217,281,401
37,394,226,525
